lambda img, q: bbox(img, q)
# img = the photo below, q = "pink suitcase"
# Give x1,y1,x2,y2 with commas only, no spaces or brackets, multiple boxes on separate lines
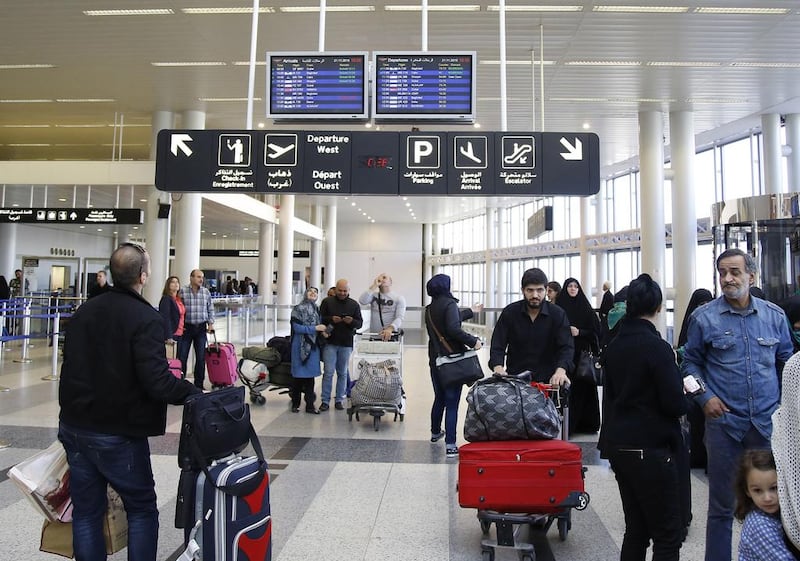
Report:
168,342,183,379
205,334,237,387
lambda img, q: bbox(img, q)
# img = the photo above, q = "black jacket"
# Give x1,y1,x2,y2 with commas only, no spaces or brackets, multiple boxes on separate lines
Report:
319,295,363,347
425,295,478,367
158,294,180,339
598,318,687,455
59,287,200,437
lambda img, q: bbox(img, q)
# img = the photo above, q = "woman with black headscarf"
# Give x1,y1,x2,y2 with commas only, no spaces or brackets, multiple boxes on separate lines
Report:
424,273,483,458
556,277,602,435
677,288,714,351
780,295,800,352
289,287,328,414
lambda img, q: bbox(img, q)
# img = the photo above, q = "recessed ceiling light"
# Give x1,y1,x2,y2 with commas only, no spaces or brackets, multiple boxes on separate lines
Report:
181,7,276,14
582,122,591,130
473,123,481,128
139,198,148,202
151,61,227,67
257,122,265,128
694,7,789,15
59,198,66,202
83,9,175,16
0,64,56,69
211,232,217,236
593,5,689,13
79,225,85,228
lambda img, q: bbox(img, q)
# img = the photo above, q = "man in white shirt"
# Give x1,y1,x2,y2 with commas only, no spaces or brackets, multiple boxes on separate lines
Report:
358,273,406,341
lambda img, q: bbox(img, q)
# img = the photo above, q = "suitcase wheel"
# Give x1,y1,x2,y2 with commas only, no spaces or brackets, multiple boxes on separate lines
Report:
558,516,570,541
481,548,494,561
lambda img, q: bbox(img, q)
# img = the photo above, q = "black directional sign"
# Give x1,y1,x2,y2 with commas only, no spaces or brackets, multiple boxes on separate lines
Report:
448,134,494,195
398,133,447,195
351,132,399,194
0,208,143,224
155,129,599,196
495,133,542,195
264,132,303,193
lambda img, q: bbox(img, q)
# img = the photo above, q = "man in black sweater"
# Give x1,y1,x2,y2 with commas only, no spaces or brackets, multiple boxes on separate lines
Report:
319,278,363,410
58,243,200,561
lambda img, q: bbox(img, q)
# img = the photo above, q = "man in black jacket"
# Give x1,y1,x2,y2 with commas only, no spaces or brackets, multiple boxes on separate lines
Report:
58,243,200,561
319,278,363,411
489,267,574,385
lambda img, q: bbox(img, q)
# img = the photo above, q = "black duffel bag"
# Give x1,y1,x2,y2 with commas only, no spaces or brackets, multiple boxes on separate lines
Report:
464,372,561,442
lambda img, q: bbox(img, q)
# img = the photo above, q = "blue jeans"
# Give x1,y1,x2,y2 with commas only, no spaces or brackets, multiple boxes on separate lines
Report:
322,344,351,404
430,366,463,446
179,323,208,388
58,421,159,561
704,419,770,561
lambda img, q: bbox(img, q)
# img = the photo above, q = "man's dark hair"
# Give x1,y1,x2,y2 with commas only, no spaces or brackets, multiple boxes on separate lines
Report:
521,267,548,288
15,269,22,275
109,243,147,289
717,248,758,275
626,273,662,318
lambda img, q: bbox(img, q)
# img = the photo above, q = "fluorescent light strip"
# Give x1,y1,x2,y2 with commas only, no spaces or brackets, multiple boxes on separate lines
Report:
647,61,721,67
594,5,688,13
0,99,53,103
56,98,115,103
231,61,267,66
486,5,582,11
731,62,800,68
0,124,51,128
385,4,481,11
565,60,642,66
550,97,675,102
151,61,227,67
198,97,263,102
694,7,790,15
686,98,749,103
7,143,51,147
83,9,175,16
480,60,556,65
54,124,109,128
0,64,56,69
280,5,375,12
182,7,276,14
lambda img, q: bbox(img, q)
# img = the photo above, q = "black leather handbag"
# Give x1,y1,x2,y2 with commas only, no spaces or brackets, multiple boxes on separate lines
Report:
574,349,604,386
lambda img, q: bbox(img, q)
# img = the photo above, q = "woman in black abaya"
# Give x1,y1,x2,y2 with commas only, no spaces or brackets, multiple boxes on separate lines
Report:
556,277,602,435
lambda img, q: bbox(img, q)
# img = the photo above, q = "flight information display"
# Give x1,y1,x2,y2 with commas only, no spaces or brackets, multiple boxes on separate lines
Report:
267,52,369,120
372,52,476,121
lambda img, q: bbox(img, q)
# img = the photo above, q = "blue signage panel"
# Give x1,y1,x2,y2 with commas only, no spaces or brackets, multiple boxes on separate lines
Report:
398,133,448,195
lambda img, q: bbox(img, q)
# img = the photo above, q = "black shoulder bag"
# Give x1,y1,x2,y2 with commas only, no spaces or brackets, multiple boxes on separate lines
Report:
426,307,483,387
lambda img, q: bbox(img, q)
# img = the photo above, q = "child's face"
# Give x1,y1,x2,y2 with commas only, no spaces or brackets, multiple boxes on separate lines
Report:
746,468,780,515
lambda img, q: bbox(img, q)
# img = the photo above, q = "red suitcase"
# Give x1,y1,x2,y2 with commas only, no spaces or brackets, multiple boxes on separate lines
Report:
205,335,238,387
168,342,183,379
458,439,586,514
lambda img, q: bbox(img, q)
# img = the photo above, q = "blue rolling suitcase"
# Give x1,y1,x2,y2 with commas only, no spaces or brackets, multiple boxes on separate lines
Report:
193,454,272,561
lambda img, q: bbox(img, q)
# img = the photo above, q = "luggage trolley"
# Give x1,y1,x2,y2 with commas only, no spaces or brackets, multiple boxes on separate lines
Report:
346,332,406,431
458,385,590,561
237,346,293,405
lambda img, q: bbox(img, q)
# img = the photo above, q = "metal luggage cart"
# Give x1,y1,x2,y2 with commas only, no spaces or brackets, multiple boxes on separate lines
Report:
237,347,293,405
472,385,590,561
346,332,405,431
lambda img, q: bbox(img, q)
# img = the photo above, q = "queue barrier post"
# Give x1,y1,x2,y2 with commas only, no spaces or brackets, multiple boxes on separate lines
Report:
42,305,61,382
13,300,33,364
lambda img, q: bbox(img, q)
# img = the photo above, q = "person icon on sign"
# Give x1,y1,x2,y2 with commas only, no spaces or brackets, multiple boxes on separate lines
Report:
226,138,245,164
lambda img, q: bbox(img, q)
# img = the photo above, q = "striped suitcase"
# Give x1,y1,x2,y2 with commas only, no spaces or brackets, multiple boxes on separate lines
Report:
194,455,272,561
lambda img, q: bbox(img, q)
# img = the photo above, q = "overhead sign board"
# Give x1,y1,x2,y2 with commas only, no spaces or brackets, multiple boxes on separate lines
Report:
527,205,554,240
0,208,144,224
155,129,600,197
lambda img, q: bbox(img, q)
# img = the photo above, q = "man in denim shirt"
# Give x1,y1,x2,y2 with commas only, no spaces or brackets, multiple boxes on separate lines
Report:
682,248,793,561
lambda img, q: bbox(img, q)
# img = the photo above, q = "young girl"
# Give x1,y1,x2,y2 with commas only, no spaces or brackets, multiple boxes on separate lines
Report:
735,449,799,561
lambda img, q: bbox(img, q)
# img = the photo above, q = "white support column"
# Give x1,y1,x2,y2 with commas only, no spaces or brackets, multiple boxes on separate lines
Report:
172,111,205,283
0,224,17,284
670,111,697,341
324,203,337,289
259,224,275,302
277,194,295,319
423,222,433,288
143,110,174,306
762,113,783,194
309,204,323,290
579,197,591,300
786,113,800,193
594,189,607,308
639,111,667,335
488,206,500,308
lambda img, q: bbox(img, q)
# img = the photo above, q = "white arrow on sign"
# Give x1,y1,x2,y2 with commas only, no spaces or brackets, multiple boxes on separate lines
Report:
171,134,194,157
69,212,78,220
559,137,583,161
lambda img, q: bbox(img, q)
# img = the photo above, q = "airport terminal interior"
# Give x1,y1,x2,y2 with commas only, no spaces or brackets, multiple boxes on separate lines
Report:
3,1,800,560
